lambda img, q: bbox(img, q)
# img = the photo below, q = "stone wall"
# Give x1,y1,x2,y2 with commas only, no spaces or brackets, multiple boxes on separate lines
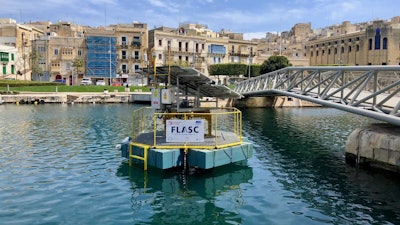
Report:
345,124,400,173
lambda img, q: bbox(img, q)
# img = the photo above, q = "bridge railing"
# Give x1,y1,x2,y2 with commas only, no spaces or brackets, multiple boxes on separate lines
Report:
234,66,400,126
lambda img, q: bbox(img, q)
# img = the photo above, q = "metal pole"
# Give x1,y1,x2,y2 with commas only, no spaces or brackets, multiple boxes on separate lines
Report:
109,37,112,85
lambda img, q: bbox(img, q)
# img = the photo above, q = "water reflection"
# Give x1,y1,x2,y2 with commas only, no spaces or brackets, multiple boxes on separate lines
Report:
241,107,400,224
116,162,253,224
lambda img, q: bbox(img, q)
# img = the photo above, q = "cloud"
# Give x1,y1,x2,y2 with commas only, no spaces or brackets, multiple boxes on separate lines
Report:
147,0,180,13
244,32,266,40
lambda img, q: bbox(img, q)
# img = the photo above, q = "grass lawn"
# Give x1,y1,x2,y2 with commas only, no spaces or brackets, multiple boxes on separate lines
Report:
0,80,150,93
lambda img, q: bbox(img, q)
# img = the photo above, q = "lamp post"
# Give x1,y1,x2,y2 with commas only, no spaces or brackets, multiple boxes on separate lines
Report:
152,51,157,88
248,47,253,79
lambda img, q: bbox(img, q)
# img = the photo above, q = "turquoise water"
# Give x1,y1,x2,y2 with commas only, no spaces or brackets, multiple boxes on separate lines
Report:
0,104,399,225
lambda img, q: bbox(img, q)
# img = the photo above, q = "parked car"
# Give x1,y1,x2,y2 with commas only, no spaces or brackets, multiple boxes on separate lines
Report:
80,78,92,85
111,82,122,86
96,80,106,86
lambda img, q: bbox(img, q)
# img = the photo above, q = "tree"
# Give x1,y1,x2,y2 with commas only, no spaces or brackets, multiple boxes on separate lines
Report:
260,55,292,74
72,58,84,74
29,49,42,76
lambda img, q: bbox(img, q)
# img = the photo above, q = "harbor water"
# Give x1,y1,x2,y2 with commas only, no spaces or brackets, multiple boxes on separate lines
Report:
0,104,399,225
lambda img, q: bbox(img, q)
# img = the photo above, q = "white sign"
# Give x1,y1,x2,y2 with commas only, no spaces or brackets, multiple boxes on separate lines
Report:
151,88,161,109
166,119,204,142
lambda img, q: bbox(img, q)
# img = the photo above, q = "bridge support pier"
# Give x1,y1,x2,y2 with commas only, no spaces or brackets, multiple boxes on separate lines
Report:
234,96,275,108
345,124,400,173
234,96,320,108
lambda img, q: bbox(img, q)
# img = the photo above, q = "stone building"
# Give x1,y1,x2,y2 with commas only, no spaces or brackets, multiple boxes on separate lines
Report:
148,23,257,77
0,18,44,80
32,33,86,84
109,22,148,85
305,18,400,66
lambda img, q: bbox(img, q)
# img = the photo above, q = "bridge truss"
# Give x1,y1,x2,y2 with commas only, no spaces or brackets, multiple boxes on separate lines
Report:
234,66,400,126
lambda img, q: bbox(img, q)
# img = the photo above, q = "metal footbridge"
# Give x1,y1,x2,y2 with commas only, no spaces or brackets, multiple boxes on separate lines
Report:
234,66,400,126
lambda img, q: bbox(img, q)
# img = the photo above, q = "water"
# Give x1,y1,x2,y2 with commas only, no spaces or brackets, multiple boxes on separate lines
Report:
0,104,399,225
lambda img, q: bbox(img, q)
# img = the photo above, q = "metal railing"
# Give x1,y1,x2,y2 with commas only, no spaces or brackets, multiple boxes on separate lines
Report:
131,107,243,149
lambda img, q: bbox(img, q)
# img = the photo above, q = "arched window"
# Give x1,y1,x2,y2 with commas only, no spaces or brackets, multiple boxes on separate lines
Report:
374,28,381,50
383,38,388,49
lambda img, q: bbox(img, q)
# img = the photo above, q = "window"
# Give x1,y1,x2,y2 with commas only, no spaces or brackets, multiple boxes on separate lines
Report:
134,51,139,60
132,36,141,47
375,28,381,50
158,39,162,46
356,45,360,51
121,36,127,45
368,39,373,50
134,64,139,71
158,54,162,60
78,50,82,56
316,51,319,56
328,49,331,55
348,46,352,52
383,38,388,49
121,50,126,59
54,49,58,55
122,64,127,73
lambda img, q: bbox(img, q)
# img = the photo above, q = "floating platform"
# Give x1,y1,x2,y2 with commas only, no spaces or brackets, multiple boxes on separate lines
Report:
121,136,253,170
119,66,253,171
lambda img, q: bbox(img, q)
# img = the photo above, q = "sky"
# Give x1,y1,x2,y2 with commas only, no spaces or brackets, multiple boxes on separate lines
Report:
1,0,399,40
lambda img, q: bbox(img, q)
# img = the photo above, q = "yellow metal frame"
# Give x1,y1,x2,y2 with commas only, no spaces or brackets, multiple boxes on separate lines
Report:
129,107,243,170
129,142,151,170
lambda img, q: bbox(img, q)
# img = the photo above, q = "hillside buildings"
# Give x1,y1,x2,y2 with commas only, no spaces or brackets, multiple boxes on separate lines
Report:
1,16,400,84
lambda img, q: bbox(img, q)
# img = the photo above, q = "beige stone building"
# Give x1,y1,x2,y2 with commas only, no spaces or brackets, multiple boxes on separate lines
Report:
32,34,86,84
148,23,258,78
306,18,400,66
0,18,44,80
109,22,148,84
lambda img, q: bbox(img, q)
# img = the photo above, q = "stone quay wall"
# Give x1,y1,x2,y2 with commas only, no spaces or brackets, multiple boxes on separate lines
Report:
345,124,400,173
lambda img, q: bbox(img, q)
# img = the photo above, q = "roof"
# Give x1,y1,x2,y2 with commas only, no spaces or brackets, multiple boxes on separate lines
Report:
144,66,243,99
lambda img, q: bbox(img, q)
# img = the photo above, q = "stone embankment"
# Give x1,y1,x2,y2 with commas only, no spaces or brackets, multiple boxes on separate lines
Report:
345,124,400,173
0,91,151,104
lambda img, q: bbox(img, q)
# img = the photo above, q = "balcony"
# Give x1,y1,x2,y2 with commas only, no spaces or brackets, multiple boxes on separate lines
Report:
132,57,141,63
131,41,141,48
116,42,128,49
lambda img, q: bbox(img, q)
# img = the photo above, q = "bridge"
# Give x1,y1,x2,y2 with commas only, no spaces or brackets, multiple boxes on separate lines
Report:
234,66,400,126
